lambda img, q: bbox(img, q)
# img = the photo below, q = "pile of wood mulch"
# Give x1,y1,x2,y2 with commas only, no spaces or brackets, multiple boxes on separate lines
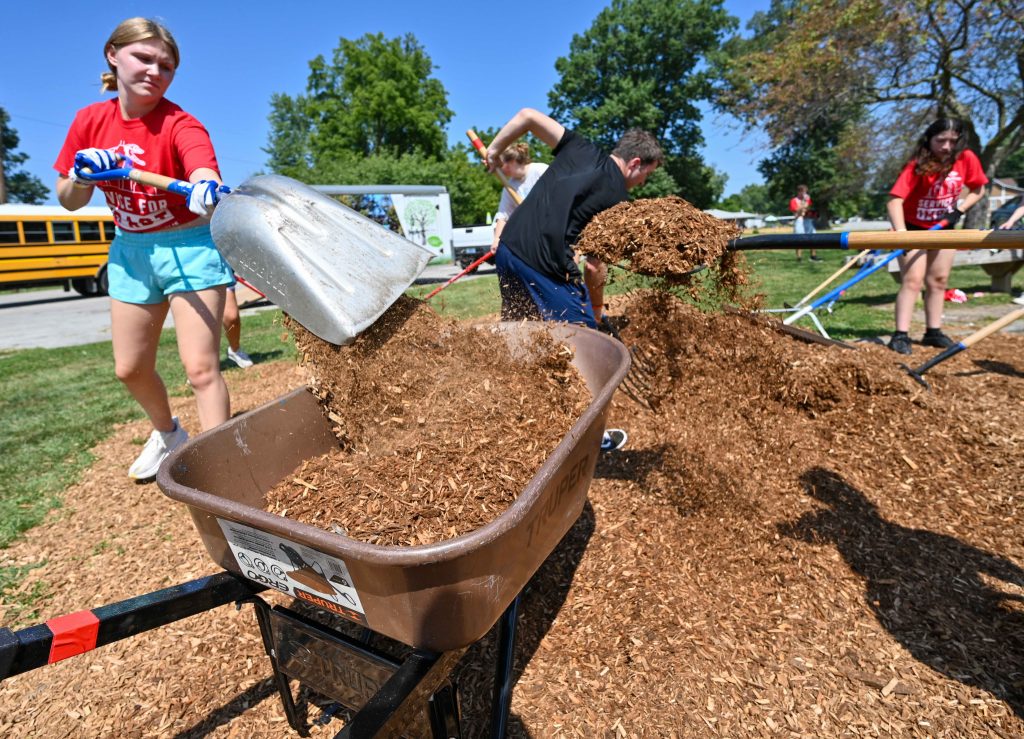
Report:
270,298,590,546
575,195,742,281
2,292,1023,737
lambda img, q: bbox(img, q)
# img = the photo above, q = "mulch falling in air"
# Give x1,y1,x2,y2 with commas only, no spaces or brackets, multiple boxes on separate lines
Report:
1,290,1023,735
268,297,591,546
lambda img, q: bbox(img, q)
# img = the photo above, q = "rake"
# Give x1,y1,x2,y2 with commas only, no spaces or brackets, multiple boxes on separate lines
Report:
596,314,659,409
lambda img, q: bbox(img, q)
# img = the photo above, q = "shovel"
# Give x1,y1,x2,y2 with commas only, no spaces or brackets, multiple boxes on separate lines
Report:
901,304,1024,389
78,163,435,345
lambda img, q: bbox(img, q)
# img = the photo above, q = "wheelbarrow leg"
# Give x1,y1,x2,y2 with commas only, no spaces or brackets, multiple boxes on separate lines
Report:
490,593,522,738
250,598,309,736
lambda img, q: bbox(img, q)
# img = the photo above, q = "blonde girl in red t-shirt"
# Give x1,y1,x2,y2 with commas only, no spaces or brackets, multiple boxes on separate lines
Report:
885,118,988,355
55,18,234,479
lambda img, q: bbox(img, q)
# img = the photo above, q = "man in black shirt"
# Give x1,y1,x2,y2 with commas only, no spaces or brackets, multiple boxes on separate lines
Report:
485,108,662,329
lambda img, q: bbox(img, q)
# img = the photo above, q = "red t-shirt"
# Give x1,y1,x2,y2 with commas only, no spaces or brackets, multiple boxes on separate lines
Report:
54,98,219,232
889,149,988,228
789,195,812,215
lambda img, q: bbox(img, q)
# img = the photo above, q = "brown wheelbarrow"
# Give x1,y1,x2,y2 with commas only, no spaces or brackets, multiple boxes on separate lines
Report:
158,322,629,652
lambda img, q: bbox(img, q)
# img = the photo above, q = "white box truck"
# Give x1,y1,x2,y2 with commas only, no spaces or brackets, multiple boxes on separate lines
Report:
315,185,494,269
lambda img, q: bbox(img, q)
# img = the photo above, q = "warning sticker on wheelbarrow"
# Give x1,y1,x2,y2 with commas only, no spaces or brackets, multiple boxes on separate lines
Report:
216,518,367,624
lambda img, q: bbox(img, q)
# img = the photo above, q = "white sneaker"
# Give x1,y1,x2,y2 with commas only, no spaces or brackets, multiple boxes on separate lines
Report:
600,428,628,452
1013,294,1024,307
227,347,254,368
128,418,189,479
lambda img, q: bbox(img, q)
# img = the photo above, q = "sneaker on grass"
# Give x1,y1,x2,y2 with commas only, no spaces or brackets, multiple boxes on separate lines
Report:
600,428,628,452
227,347,254,369
128,418,188,480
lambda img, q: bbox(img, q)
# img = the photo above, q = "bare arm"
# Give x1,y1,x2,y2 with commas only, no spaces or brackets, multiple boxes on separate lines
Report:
56,176,94,211
958,185,985,215
485,108,564,170
999,204,1024,230
887,197,907,231
491,218,506,253
190,167,221,184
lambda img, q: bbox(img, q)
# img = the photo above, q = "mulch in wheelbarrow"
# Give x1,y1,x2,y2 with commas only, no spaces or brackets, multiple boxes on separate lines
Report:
1,291,1023,737
269,297,591,546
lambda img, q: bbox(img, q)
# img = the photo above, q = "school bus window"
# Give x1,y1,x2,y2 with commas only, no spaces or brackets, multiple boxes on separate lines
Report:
0,223,18,244
79,221,102,242
52,221,76,243
22,221,49,243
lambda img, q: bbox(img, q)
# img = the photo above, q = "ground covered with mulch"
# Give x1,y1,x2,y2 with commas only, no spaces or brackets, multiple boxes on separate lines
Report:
268,298,590,546
1,292,1023,737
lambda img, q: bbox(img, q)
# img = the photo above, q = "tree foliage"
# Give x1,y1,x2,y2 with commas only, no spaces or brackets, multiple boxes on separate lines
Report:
0,108,48,204
717,182,774,214
274,150,500,227
266,32,453,170
719,0,1024,224
757,107,884,220
547,0,736,207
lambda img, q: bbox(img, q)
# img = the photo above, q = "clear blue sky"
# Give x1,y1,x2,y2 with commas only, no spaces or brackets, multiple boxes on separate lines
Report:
1,0,769,208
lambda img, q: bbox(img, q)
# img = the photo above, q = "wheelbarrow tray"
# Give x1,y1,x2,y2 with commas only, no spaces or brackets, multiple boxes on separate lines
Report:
158,323,629,652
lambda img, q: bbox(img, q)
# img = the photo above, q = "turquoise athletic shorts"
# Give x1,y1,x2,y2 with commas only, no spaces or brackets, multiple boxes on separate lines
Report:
107,224,235,304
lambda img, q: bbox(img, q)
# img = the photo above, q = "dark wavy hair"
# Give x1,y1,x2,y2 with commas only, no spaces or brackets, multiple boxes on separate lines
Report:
914,118,966,177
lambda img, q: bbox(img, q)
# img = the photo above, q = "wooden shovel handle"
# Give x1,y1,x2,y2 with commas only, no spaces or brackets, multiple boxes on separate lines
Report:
960,305,1024,349
732,229,1024,250
127,168,193,197
466,130,523,205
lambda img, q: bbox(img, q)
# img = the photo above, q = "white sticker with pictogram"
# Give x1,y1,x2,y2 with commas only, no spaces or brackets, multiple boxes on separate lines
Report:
217,518,365,621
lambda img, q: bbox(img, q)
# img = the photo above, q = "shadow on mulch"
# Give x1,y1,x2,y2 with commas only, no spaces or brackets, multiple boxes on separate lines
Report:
592,446,667,482
962,359,1024,380
780,467,1024,718
174,677,281,737
452,501,596,737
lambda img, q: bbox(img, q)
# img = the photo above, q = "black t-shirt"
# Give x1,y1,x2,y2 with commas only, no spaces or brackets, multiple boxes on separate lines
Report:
501,130,628,281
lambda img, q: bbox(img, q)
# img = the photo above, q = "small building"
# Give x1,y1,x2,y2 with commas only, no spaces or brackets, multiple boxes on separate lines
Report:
703,208,764,229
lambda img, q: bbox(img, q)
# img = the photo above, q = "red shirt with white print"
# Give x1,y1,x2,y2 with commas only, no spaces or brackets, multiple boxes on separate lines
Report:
789,195,812,215
889,149,988,228
54,98,219,233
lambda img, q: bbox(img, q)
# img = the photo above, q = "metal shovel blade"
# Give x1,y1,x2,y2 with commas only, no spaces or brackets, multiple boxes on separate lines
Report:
210,175,434,345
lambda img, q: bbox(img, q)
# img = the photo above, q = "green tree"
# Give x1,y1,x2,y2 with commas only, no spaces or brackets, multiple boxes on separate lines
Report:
719,0,1024,226
718,182,774,214
279,149,499,227
0,109,48,204
756,107,881,222
266,32,453,169
547,0,736,208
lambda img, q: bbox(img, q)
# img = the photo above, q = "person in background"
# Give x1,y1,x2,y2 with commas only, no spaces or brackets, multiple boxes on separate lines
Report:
54,17,233,479
489,142,549,255
998,203,1024,230
790,184,821,262
886,118,988,355
486,107,662,452
222,286,254,368
1001,204,1024,305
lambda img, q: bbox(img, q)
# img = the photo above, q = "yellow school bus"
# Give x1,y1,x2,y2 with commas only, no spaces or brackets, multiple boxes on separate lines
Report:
0,204,114,295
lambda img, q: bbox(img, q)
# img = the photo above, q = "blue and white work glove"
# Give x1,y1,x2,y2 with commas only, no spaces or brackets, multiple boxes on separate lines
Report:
69,148,121,185
186,180,222,217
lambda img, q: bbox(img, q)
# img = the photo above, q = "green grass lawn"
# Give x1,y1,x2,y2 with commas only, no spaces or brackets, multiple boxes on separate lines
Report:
0,309,296,548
